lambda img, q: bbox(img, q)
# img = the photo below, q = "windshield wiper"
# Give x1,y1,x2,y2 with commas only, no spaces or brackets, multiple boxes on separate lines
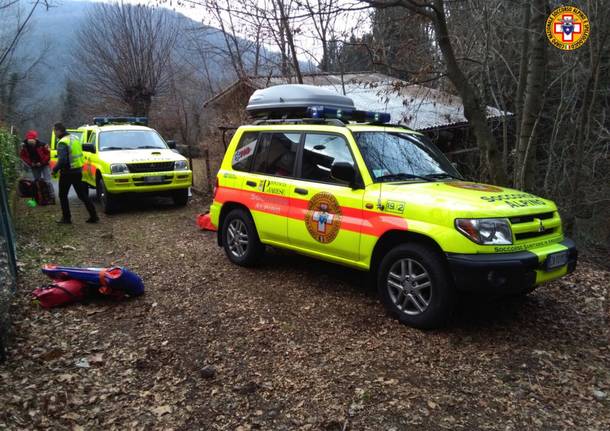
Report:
424,173,463,180
376,173,433,183
101,146,125,151
137,145,164,149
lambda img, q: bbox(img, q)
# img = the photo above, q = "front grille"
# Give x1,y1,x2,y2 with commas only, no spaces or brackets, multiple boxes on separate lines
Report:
509,212,554,224
515,229,556,241
509,211,560,242
127,162,174,173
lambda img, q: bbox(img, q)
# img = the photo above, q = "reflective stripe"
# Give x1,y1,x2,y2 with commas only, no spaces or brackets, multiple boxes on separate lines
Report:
214,185,408,237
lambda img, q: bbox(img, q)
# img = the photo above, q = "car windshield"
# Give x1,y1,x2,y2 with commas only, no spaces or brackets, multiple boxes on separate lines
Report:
353,131,462,182
99,130,167,151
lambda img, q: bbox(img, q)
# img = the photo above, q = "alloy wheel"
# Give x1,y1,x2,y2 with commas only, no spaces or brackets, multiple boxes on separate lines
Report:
387,258,432,316
227,219,249,258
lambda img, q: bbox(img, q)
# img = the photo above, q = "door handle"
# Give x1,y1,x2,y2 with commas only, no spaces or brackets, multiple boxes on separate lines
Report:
246,180,257,187
294,187,308,195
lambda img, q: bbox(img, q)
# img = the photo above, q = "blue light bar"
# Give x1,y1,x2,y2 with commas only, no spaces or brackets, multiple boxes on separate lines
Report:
306,105,390,124
93,116,148,126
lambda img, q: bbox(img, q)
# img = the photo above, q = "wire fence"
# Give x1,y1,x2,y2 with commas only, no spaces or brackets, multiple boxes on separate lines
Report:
0,158,18,363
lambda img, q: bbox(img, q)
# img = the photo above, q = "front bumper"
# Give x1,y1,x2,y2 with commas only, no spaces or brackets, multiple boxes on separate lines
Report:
446,238,577,293
103,171,192,194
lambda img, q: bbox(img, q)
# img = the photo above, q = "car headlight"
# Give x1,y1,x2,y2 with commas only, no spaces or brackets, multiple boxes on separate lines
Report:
455,218,513,245
174,160,188,171
110,163,129,174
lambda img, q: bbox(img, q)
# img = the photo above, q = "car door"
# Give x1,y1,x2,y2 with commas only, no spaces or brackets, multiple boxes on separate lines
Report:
82,131,97,185
287,132,364,262
233,131,300,245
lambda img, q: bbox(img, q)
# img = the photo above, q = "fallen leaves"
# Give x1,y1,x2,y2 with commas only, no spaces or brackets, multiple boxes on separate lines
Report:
151,405,172,417
1,197,609,430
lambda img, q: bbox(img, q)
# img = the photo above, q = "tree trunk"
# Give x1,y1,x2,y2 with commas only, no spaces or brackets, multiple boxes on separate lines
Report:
432,0,508,185
513,0,531,171
514,0,547,191
278,1,303,83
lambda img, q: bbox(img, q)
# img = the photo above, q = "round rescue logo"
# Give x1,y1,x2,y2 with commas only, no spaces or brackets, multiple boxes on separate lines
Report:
305,192,342,244
546,6,590,51
446,181,503,193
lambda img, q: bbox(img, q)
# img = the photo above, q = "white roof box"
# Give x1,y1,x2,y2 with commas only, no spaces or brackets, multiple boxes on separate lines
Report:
246,84,355,118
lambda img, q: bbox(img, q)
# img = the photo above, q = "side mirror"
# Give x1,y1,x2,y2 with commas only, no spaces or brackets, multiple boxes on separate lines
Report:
167,140,177,149
82,143,96,153
330,161,356,186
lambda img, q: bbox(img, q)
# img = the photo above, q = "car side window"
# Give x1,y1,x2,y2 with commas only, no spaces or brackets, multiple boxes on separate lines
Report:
232,132,259,172
87,132,96,144
300,134,354,183
251,133,299,177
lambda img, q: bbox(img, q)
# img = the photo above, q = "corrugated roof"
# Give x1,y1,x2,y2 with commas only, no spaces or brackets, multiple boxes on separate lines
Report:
207,72,508,130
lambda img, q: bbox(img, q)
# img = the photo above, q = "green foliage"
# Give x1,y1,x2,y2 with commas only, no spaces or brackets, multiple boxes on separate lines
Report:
0,127,19,188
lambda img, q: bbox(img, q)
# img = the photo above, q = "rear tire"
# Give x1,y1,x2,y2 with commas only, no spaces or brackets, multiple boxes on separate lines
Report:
172,188,189,206
96,176,118,214
377,243,456,329
221,209,265,266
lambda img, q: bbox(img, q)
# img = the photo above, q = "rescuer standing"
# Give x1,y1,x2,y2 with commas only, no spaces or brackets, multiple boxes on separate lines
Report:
52,123,99,224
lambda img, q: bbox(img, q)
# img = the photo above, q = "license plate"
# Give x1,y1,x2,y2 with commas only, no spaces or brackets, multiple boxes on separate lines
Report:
143,176,164,184
545,251,568,270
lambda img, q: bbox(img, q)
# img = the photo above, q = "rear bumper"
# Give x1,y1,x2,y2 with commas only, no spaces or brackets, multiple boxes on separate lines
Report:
446,238,577,293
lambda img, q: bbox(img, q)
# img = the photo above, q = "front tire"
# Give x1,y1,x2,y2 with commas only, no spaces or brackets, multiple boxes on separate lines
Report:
172,188,189,206
221,209,265,266
96,176,118,214
377,243,456,329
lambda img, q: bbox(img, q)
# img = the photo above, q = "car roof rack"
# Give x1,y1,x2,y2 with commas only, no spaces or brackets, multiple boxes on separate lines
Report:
252,118,347,127
93,116,148,127
245,85,392,125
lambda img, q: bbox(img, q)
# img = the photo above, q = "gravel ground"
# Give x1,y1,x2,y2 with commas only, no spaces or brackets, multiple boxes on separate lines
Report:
0,194,608,430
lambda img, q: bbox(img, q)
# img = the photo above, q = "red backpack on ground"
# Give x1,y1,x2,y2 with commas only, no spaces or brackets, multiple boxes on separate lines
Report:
32,280,87,308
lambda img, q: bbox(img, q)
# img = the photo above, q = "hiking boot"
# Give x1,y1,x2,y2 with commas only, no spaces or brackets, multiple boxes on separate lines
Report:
86,216,100,224
56,218,71,224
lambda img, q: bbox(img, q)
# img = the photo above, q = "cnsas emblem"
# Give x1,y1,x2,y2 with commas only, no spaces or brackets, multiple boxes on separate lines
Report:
305,192,342,244
446,181,503,193
546,6,590,50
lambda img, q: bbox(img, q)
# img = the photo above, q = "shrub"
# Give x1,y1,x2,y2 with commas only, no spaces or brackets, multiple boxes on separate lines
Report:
0,128,19,189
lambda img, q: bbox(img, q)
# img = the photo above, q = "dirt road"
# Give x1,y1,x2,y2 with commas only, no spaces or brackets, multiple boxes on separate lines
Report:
1,194,608,430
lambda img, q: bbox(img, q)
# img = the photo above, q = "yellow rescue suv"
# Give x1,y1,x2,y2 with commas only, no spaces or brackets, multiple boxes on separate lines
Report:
51,117,192,213
209,85,577,328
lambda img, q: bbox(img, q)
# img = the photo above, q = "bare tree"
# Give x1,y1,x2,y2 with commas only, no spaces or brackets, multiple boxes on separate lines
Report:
513,0,547,190
299,0,340,71
359,0,509,184
75,2,178,117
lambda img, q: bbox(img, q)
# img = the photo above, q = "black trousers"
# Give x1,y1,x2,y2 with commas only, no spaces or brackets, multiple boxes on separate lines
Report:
58,169,97,221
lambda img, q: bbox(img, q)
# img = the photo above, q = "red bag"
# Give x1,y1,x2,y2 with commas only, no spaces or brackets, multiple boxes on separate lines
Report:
196,213,217,231
32,280,87,308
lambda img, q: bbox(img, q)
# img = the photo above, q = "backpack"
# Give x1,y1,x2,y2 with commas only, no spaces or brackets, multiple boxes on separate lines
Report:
18,179,34,197
34,179,55,205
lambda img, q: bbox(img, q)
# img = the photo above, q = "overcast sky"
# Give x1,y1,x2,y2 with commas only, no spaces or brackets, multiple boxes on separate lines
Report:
83,0,370,64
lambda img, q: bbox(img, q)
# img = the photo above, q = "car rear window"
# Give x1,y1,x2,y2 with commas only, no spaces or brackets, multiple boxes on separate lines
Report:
232,132,259,171
251,133,300,177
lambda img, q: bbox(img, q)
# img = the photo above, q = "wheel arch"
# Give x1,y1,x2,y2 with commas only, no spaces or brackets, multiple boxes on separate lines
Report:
370,229,446,275
217,202,252,246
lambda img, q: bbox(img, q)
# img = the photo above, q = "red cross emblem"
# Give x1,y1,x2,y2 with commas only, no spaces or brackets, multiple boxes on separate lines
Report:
553,14,582,42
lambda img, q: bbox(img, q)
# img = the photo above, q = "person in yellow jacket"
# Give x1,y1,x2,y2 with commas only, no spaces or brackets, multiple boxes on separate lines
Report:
51,123,99,224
